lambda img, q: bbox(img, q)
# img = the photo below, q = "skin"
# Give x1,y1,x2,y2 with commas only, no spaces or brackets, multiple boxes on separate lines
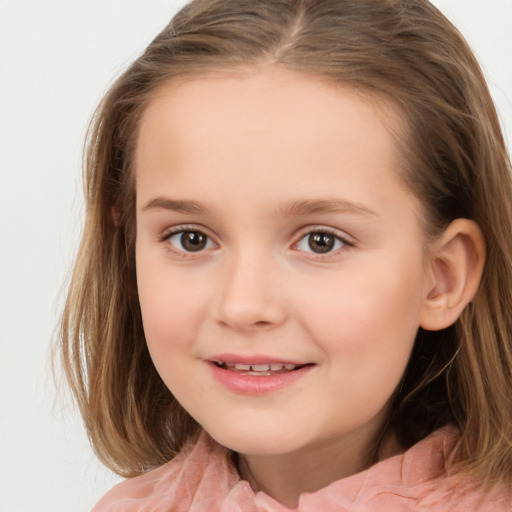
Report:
134,67,442,507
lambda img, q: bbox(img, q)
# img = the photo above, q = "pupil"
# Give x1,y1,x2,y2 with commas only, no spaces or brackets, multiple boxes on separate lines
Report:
308,233,334,253
181,231,206,252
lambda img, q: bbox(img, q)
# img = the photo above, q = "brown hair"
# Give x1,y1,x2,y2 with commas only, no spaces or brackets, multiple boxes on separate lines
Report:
61,0,512,482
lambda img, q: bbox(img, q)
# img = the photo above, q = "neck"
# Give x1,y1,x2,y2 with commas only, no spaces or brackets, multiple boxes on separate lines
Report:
237,427,401,508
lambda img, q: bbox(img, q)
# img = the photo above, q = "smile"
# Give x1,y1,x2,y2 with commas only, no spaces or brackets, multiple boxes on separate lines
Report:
207,358,314,394
214,361,303,376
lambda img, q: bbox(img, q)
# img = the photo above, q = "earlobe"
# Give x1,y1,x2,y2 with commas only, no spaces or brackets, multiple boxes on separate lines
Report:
111,205,121,227
420,219,485,331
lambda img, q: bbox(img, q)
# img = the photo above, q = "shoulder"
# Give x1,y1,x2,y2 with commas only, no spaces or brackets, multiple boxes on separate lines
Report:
91,430,238,512
92,460,180,512
334,426,512,512
416,474,512,512
391,426,512,511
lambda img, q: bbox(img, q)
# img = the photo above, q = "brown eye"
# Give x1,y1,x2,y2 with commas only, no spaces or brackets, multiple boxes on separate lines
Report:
308,233,335,253
296,231,346,254
181,231,207,251
168,230,213,252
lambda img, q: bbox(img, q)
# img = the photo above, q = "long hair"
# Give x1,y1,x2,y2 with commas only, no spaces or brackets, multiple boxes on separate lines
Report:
61,0,512,480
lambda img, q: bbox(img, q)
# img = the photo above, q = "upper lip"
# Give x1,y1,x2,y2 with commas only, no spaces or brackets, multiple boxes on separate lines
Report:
207,353,309,366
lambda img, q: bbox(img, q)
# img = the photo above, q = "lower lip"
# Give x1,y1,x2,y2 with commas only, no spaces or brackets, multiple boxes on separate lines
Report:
207,362,313,394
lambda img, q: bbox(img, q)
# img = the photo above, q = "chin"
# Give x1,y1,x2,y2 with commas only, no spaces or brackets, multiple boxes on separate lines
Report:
204,423,307,456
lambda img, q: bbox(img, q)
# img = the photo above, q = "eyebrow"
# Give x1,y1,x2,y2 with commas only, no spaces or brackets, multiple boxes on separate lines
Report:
280,199,378,218
141,196,378,218
141,197,210,215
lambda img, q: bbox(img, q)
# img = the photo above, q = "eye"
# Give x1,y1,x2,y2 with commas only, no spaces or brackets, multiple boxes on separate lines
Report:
166,230,215,253
296,231,347,254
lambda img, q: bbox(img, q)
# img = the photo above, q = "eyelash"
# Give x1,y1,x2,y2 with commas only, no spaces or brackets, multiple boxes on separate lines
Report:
160,225,353,258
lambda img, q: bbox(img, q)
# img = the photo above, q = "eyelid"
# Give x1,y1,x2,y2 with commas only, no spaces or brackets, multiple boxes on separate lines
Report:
160,223,210,239
295,225,354,242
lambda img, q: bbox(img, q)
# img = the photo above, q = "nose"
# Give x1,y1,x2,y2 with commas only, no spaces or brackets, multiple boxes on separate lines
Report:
214,251,287,332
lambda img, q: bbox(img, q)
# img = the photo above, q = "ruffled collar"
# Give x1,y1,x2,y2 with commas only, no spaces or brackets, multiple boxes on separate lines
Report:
93,425,511,511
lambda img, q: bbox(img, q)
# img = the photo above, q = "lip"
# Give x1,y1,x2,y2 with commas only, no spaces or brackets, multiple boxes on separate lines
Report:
206,357,313,395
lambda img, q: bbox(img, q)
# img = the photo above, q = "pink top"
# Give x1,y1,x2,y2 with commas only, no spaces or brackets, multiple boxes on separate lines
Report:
92,426,511,511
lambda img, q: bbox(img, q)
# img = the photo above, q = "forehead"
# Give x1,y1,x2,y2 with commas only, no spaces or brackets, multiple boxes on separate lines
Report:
137,67,403,147
134,67,412,216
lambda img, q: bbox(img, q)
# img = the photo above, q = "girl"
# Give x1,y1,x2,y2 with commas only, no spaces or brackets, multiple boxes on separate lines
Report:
61,0,512,510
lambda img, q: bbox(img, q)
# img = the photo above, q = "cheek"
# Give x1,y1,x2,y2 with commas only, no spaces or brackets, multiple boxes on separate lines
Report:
294,259,425,368
136,264,208,396
135,250,208,352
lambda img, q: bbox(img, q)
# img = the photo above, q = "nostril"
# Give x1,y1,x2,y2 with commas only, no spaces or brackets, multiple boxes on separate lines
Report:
214,286,287,331
219,319,274,333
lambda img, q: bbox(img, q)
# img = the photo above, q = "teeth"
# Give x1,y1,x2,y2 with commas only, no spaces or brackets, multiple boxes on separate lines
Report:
234,363,251,370
218,362,298,372
235,363,251,370
251,364,270,371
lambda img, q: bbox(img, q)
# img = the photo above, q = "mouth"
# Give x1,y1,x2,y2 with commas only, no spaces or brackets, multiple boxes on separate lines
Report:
213,361,309,376
207,357,314,394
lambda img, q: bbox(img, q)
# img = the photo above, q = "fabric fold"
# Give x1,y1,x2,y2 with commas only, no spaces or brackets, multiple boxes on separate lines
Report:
93,426,511,512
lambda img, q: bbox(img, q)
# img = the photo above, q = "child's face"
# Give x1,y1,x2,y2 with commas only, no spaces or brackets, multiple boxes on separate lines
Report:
135,68,433,460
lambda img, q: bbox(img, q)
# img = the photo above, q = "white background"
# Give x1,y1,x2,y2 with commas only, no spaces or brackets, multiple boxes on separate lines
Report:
0,1,510,511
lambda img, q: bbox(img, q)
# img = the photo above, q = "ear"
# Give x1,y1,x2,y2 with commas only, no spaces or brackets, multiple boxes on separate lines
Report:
420,219,485,331
111,205,121,227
